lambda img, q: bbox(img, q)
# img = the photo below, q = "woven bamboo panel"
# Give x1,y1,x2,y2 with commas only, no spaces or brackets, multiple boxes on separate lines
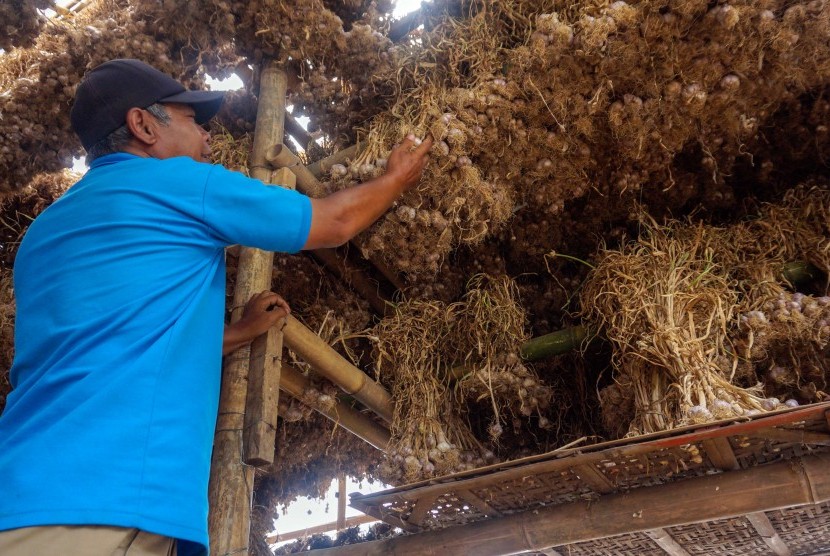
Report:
375,497,415,524
469,466,592,513
416,491,488,529
667,517,771,555
592,441,712,489
549,532,665,556
767,502,830,555
731,433,814,469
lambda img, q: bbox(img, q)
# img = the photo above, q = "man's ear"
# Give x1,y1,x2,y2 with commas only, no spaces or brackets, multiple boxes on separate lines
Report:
124,107,158,146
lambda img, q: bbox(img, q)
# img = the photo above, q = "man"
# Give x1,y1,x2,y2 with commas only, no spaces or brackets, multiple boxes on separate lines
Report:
0,59,432,555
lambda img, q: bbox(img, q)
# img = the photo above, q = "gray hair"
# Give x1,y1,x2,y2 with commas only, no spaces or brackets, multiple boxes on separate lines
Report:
85,103,171,162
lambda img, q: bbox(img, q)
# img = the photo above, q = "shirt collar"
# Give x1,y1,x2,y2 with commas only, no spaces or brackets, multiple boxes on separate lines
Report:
89,152,142,169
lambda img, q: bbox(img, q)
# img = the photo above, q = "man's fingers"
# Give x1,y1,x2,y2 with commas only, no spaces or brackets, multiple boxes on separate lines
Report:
250,291,291,315
269,295,291,315
415,134,434,155
398,136,415,151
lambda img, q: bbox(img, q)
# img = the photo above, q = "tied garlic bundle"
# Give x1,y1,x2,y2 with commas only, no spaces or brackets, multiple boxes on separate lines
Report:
373,275,554,483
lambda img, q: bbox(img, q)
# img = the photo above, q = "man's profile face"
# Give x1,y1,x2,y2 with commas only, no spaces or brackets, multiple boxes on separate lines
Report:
153,103,212,163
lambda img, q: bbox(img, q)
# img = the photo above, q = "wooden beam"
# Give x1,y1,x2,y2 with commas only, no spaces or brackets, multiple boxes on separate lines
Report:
751,427,830,446
389,8,425,42
282,315,394,423
352,498,420,533
243,326,283,466
316,453,830,555
746,512,792,556
363,254,405,292
266,514,379,544
269,143,401,305
243,165,295,468
701,437,739,471
280,363,390,450
644,528,691,556
209,60,286,556
269,143,406,294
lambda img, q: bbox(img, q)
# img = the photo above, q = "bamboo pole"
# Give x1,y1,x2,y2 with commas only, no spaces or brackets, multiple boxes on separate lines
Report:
781,261,823,286
282,315,394,423
520,325,589,361
267,143,327,198
208,60,286,556
450,258,821,374
306,143,363,178
446,325,590,380
266,515,378,544
279,363,391,450
308,453,830,555
285,112,315,150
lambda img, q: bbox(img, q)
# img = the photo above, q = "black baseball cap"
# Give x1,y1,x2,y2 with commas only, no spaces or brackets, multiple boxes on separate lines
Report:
70,59,225,151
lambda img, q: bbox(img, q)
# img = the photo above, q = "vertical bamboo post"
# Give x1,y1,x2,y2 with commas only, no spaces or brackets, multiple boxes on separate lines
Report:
208,60,287,556
337,473,347,531
243,167,296,466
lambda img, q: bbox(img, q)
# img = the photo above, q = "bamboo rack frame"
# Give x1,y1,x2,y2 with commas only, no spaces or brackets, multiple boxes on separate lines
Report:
279,363,390,450
315,453,830,555
282,315,394,423
313,403,830,555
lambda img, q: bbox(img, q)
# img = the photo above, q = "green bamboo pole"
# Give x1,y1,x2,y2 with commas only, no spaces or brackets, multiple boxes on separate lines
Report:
781,261,824,286
445,326,591,381
520,325,590,362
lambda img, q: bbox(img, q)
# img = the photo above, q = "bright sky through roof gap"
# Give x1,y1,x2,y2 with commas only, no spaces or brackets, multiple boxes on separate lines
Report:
393,0,423,18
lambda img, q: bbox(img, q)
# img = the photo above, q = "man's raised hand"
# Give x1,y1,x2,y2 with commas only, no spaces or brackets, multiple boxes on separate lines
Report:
385,133,434,192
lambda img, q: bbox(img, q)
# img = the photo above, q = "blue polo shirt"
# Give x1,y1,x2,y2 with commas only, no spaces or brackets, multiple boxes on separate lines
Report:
0,153,312,554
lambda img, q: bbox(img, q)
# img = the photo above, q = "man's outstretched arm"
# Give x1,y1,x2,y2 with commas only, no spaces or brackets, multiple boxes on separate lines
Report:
303,134,433,250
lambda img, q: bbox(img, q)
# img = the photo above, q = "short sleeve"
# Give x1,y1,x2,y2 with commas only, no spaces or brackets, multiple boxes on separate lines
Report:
201,164,312,253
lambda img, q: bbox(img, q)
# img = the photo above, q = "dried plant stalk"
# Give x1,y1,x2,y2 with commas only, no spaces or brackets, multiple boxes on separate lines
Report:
583,184,830,436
